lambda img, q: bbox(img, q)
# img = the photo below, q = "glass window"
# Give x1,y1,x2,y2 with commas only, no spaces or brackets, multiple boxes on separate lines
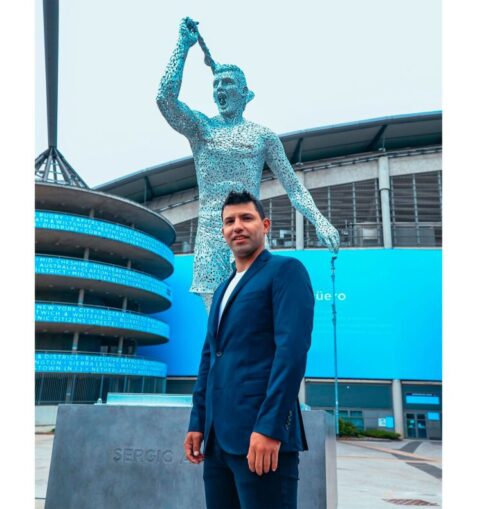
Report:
350,417,364,430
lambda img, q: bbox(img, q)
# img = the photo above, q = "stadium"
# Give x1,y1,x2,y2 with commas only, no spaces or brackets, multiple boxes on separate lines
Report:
96,110,443,440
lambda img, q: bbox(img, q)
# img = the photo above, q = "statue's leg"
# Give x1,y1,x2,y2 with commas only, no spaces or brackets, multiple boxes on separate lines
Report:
200,293,214,313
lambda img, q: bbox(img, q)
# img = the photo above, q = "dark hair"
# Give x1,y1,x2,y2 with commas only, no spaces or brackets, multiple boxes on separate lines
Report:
221,191,266,220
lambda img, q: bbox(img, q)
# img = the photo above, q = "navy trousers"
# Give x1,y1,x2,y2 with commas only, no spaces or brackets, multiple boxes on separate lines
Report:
203,430,299,509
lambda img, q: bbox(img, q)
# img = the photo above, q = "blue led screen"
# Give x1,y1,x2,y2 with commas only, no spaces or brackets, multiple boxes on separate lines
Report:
405,395,440,405
36,303,170,339
139,249,441,381
35,352,167,377
36,211,174,265
35,256,172,302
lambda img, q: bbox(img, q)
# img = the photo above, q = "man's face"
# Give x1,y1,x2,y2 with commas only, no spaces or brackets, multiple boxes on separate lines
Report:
222,202,271,258
213,71,247,117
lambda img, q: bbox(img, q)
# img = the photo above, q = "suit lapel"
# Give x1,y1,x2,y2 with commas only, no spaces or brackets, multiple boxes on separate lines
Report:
209,271,236,343
217,250,271,335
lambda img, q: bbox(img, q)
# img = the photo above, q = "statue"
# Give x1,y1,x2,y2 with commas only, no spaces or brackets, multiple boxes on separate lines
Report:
157,18,340,310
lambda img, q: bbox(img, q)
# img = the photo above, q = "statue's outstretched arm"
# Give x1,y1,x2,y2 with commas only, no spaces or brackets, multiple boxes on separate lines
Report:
264,132,340,252
156,18,205,138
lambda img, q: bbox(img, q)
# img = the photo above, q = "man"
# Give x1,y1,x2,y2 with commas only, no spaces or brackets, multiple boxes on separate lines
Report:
184,191,314,509
157,17,339,310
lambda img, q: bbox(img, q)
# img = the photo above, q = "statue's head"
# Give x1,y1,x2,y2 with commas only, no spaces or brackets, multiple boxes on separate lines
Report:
212,64,255,118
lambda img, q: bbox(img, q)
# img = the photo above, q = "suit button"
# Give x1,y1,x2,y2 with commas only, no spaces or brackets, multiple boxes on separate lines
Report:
216,351,223,357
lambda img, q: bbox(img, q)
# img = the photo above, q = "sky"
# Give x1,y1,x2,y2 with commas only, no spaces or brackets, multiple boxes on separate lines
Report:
35,0,441,188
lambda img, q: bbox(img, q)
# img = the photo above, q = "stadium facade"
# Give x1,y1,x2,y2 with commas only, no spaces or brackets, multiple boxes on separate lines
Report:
34,0,180,412
35,181,176,405
97,111,443,440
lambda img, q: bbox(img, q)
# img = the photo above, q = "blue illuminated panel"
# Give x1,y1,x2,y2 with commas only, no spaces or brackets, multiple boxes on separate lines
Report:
140,249,442,380
405,394,440,405
35,256,172,303
106,393,192,406
427,412,440,421
35,303,169,339
35,352,167,377
35,211,174,265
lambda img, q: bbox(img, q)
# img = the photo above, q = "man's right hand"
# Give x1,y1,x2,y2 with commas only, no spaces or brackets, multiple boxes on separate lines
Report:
179,17,199,49
184,431,205,464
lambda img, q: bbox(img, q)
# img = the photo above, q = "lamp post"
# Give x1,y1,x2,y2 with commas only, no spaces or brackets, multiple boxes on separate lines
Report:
331,255,339,435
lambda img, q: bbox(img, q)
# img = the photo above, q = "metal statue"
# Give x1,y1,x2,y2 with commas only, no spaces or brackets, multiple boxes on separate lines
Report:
157,17,340,310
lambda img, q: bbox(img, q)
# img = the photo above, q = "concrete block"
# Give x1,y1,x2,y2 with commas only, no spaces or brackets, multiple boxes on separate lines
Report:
45,405,336,509
35,405,58,426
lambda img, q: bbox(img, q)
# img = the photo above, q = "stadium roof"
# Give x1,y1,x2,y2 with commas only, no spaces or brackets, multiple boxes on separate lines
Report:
96,111,442,203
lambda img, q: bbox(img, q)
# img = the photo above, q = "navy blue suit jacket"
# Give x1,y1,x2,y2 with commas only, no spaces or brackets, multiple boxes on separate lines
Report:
188,249,314,455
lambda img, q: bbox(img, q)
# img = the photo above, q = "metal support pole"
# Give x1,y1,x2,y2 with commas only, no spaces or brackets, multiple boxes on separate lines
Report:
38,374,45,405
392,379,405,437
65,374,76,403
99,375,104,402
43,0,59,148
378,156,393,248
72,332,79,352
331,256,339,435
71,375,77,401
72,283,86,352
295,171,305,250
298,379,306,405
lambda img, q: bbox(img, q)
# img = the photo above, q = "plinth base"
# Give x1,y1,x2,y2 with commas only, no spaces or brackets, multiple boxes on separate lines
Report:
45,404,337,508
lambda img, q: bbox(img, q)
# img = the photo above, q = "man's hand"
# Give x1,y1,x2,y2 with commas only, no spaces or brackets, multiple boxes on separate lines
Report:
247,432,281,475
184,431,205,464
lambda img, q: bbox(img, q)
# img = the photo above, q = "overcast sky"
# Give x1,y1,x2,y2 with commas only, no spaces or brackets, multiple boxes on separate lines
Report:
35,0,441,188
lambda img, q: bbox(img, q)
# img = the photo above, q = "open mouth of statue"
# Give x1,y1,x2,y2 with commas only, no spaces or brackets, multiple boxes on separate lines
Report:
217,92,227,107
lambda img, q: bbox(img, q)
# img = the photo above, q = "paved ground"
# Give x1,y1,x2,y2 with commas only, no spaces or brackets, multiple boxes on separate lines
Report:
336,439,441,508
35,430,441,508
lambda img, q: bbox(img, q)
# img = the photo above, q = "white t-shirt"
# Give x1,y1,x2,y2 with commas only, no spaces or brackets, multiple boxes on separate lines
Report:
217,269,247,328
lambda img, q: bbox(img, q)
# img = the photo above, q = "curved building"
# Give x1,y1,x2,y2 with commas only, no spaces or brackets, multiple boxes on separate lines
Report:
97,111,442,440
35,182,175,405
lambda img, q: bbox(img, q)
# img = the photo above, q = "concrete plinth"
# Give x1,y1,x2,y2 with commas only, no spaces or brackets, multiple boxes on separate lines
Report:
45,404,337,509
35,405,58,426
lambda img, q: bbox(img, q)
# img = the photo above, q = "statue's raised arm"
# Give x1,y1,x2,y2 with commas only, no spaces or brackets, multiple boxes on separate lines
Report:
264,131,340,252
156,18,205,138
155,17,340,311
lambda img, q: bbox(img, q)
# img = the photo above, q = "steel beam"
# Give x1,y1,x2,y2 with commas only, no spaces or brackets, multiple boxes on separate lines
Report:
291,137,304,164
367,124,388,152
43,0,59,148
